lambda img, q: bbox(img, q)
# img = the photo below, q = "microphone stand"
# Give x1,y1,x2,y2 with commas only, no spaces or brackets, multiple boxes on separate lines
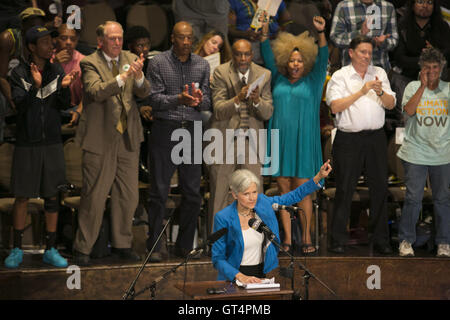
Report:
131,250,201,300
292,207,337,300
269,232,298,300
122,216,172,300
267,227,337,300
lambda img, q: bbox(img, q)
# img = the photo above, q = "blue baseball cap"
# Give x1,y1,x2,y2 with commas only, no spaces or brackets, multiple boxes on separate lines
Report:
25,26,58,45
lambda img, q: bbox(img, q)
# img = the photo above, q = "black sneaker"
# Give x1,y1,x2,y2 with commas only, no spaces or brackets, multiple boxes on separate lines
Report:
111,248,141,262
73,250,90,266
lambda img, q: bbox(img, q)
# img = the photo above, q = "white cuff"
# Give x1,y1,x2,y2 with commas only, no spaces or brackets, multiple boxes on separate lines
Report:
135,72,144,87
116,74,125,88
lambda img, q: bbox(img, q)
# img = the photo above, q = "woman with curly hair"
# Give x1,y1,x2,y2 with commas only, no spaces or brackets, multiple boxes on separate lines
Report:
194,30,232,64
260,15,328,254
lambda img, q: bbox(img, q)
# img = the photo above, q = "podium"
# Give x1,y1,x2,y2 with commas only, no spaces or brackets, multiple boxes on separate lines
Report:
175,281,293,300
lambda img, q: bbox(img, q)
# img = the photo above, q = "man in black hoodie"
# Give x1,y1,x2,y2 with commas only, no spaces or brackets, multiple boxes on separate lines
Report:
5,26,78,269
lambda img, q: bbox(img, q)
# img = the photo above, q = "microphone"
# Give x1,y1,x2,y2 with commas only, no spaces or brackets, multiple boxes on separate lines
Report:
248,218,276,240
188,228,228,256
272,203,300,212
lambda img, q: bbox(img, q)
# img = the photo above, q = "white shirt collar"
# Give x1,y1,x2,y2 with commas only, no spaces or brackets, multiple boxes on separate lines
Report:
238,69,250,82
349,63,376,79
102,51,119,65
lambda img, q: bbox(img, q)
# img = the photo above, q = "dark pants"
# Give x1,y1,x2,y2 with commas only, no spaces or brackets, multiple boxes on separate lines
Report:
331,129,390,246
146,119,202,252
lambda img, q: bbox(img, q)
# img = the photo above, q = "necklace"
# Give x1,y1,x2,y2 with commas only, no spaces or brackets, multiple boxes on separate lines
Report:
238,209,254,218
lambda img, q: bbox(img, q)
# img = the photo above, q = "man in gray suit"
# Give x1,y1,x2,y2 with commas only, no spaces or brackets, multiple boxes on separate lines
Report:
73,21,151,265
208,39,273,232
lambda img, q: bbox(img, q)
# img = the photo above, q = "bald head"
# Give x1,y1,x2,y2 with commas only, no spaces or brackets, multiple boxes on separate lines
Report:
232,39,253,74
173,21,193,36
171,21,194,61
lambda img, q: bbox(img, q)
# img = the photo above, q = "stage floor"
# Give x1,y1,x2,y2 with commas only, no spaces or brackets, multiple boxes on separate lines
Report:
1,237,449,300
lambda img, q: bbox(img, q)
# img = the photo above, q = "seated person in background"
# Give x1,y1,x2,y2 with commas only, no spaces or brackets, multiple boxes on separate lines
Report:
193,30,232,64
393,0,450,82
212,161,332,284
228,0,292,64
5,26,78,268
194,30,232,124
397,47,450,258
53,23,84,126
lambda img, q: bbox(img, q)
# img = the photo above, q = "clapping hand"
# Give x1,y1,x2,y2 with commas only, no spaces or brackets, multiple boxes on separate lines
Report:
373,34,391,47
62,70,80,88
361,19,370,35
130,53,145,79
237,85,249,103
30,63,42,88
361,76,383,95
248,85,260,104
419,66,429,87
179,83,202,107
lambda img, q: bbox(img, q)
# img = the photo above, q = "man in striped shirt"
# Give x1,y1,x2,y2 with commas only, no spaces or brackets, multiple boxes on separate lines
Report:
330,0,399,71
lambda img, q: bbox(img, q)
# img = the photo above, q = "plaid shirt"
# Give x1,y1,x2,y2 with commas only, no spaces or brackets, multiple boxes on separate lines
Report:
330,0,398,70
147,48,211,121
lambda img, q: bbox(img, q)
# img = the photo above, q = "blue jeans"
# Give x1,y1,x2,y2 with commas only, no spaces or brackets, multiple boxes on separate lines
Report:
398,161,450,245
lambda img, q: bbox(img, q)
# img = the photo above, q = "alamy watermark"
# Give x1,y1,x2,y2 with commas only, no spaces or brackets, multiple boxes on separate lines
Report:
366,265,381,290
170,121,280,174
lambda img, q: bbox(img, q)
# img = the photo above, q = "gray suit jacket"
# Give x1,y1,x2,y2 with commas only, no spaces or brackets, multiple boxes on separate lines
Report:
75,49,150,154
210,61,273,162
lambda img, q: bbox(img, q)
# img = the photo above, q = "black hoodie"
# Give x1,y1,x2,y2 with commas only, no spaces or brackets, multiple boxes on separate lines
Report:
9,59,71,146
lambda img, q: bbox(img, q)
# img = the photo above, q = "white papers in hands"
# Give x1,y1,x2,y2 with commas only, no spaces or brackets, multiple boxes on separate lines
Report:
235,277,280,289
204,52,221,77
245,73,265,99
258,0,282,17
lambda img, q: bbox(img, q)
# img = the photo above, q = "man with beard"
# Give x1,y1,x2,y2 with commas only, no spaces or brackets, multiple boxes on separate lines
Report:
326,35,396,255
208,39,273,234
393,0,450,82
145,22,211,262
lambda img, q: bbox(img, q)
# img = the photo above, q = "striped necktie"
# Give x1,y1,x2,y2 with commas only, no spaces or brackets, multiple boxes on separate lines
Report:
111,60,127,134
239,75,249,130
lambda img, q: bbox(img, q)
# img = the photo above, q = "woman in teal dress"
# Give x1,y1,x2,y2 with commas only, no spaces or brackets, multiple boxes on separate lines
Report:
260,16,328,254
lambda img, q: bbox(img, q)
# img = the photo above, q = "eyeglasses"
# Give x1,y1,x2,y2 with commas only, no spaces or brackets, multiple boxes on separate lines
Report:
415,0,434,5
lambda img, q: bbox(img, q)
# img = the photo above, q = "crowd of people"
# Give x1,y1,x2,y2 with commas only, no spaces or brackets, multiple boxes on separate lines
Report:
0,0,448,283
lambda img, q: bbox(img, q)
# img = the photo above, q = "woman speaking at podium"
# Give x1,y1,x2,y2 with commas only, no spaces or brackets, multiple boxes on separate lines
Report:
211,161,331,284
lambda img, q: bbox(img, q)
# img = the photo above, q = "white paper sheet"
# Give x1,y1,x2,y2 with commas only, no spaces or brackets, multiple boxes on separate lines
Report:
258,0,282,16
204,52,221,77
246,73,266,99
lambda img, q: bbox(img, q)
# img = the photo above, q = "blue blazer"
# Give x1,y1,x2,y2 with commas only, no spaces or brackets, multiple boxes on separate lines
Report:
212,178,321,281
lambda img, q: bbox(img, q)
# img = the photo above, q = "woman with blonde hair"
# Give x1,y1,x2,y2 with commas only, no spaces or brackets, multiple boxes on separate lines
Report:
193,30,232,64
260,15,329,255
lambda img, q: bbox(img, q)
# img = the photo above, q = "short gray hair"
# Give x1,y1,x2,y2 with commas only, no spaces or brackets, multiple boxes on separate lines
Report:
229,169,260,194
419,47,447,69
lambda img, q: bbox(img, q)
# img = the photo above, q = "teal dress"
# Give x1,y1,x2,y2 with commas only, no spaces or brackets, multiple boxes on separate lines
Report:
261,39,328,178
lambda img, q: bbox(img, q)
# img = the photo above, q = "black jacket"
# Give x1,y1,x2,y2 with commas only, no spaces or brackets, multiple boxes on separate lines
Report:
9,59,71,146
393,15,450,80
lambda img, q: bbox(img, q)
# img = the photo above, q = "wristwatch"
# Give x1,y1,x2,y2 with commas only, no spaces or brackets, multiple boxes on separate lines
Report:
377,90,384,97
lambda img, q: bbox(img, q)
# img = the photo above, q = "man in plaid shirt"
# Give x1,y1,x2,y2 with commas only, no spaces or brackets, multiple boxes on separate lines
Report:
330,0,398,71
